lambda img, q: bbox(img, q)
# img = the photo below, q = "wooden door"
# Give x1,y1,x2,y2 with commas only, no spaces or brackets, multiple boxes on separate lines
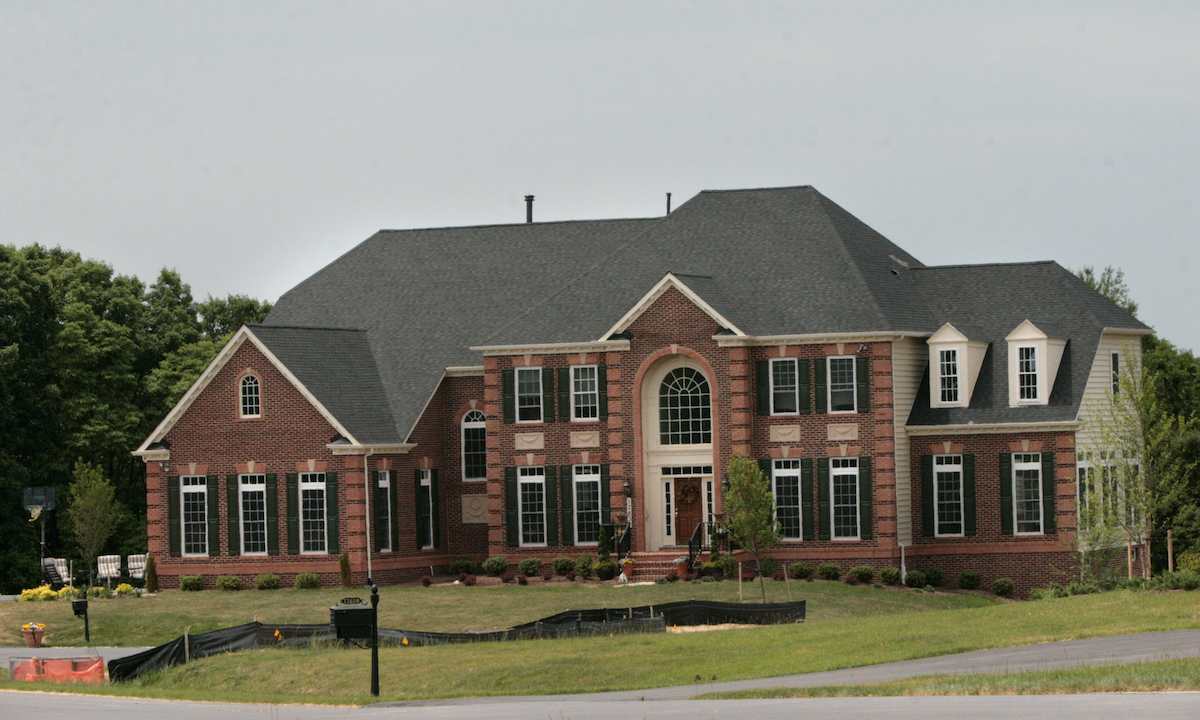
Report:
675,478,703,544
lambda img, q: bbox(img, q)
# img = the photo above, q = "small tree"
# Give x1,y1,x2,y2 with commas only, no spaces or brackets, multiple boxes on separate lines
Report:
145,552,159,593
63,460,125,589
723,454,781,602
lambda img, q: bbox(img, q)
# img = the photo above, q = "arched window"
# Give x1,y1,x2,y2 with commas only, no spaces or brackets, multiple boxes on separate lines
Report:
240,375,261,418
659,367,711,445
461,409,487,481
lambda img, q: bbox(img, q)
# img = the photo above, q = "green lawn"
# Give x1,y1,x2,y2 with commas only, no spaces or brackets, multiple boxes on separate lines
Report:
3,585,1199,704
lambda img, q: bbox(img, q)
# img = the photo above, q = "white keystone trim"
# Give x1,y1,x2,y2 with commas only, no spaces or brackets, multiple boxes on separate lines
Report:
133,326,360,454
601,273,747,340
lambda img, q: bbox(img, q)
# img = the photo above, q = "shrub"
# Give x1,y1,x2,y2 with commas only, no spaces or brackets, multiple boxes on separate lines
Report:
255,573,280,590
992,577,1015,597
461,574,477,586
339,552,352,588
574,554,593,579
716,554,736,578
542,571,553,582
655,577,668,584
566,570,577,581
500,571,515,584
920,567,944,587
89,585,113,599
1179,571,1200,591
957,570,982,590
597,525,611,561
449,557,478,575
179,575,203,592
880,567,901,585
594,560,618,581
665,570,679,583
758,557,779,578
788,562,814,580
517,575,528,586
699,562,717,577
421,576,432,587
115,582,135,596
216,575,242,591
294,572,320,589
552,556,576,576
20,585,57,602
702,575,716,583
849,566,875,583
1028,587,1053,601
1177,550,1200,574
57,585,81,600
1067,581,1099,596
903,570,927,589
482,556,510,576
817,563,841,581
145,552,159,593
518,558,543,577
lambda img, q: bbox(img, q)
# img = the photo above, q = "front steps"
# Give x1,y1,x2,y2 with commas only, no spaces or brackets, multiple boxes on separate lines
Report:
625,550,693,581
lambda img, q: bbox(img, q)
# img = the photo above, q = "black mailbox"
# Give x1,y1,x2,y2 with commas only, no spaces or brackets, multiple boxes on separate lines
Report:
331,600,373,640
72,598,88,617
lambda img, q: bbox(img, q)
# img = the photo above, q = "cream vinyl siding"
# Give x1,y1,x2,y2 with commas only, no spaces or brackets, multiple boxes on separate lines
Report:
892,336,924,546
1076,332,1142,449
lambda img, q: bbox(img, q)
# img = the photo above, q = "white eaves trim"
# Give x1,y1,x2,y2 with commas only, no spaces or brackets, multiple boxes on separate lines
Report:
716,331,929,347
601,273,747,340
1102,327,1155,336
906,420,1079,436
133,325,360,454
469,340,631,356
445,365,485,377
329,442,417,455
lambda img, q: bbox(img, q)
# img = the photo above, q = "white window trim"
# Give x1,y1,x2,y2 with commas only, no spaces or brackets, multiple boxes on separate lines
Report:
772,460,803,541
378,470,392,552
418,468,433,550
1005,321,1066,407
239,375,261,418
1012,453,1044,536
1016,345,1040,403
933,455,965,538
830,458,861,541
572,465,601,547
827,356,857,415
238,473,268,556
180,475,208,557
461,410,487,482
515,367,543,424
938,349,962,406
518,466,547,547
570,365,600,423
298,472,328,555
769,357,800,416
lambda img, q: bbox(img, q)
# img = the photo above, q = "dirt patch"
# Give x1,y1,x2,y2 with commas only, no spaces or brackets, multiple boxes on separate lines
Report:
666,623,755,633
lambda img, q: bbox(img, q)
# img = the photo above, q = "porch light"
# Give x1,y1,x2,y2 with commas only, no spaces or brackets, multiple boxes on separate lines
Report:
623,479,632,498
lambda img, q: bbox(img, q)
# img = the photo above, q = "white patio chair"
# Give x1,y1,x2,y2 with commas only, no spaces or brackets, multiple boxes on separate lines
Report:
127,554,147,582
97,555,121,589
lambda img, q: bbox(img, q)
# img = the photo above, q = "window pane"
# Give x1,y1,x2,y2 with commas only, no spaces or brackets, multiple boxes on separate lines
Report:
574,467,601,544
517,368,542,422
463,426,487,480
829,358,856,412
572,366,599,420
1013,455,1042,533
183,486,207,555
241,376,260,416
659,367,711,444
939,349,959,403
935,458,963,536
520,477,546,545
831,460,859,539
240,477,267,554
772,359,798,414
417,474,432,548
1018,347,1038,400
773,468,801,540
300,481,327,553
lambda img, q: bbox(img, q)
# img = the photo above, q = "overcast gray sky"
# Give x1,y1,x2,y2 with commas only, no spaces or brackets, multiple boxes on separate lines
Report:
3,2,1197,351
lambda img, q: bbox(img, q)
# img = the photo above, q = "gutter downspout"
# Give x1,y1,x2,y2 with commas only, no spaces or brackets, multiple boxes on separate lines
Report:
362,449,374,585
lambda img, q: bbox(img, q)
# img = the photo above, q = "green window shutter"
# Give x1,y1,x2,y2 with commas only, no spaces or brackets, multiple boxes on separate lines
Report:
600,465,611,523
560,466,574,546
1042,452,1056,534
415,469,429,549
206,475,221,557
388,471,400,553
858,457,872,540
558,367,571,422
544,466,557,546
325,471,339,554
597,365,608,420
505,467,519,547
226,475,240,556
817,458,831,540
431,469,441,548
999,454,1014,535
542,367,555,422
374,470,387,552
265,474,279,555
167,476,181,557
756,360,770,415
856,357,870,413
502,369,515,423
801,459,815,541
815,359,828,414
798,359,811,414
758,458,772,479
286,474,299,554
963,455,977,536
921,455,935,537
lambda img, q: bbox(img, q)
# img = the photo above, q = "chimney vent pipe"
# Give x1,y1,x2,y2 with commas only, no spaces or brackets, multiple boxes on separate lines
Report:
666,192,672,215
525,195,534,223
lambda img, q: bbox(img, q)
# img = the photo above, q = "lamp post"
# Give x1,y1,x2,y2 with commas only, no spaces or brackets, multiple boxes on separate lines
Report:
370,584,379,697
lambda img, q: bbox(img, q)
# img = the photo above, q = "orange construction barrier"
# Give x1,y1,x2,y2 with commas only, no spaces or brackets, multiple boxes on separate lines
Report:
9,657,105,685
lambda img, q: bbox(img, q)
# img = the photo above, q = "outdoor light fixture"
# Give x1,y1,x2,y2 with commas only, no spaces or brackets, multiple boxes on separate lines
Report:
623,479,632,498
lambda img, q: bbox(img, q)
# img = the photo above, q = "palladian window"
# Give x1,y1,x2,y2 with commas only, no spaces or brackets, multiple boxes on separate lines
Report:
659,367,712,445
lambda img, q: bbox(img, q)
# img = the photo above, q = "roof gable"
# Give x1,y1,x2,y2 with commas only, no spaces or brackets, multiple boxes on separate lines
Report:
602,273,746,340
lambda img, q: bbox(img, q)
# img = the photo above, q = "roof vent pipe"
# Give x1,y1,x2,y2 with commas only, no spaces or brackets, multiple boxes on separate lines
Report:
666,192,672,215
525,195,534,223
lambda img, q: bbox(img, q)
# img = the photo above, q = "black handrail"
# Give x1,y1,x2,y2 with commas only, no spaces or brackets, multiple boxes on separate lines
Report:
600,523,632,559
687,521,706,569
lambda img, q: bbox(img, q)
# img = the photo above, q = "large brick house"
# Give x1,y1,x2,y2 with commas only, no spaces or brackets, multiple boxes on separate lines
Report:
134,186,1149,593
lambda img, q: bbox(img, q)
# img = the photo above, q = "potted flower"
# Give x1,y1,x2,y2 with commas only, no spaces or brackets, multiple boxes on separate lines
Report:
22,622,45,648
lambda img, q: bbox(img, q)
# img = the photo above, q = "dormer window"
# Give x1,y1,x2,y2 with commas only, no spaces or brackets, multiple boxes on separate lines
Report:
927,323,988,409
240,375,261,418
1017,346,1038,401
1005,320,1066,407
938,349,960,404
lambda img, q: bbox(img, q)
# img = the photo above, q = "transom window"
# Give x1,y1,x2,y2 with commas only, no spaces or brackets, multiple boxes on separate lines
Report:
1013,453,1043,534
1018,347,1038,400
571,366,599,420
934,455,963,537
461,410,487,481
939,349,960,404
181,475,207,556
516,368,543,423
239,474,267,555
773,459,802,540
831,458,860,540
573,465,601,545
416,469,433,549
659,367,712,445
770,358,799,414
828,357,856,413
240,375,261,417
299,472,328,554
518,466,547,546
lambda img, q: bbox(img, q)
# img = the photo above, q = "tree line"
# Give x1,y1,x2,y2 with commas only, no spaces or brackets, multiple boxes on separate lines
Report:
0,244,270,592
